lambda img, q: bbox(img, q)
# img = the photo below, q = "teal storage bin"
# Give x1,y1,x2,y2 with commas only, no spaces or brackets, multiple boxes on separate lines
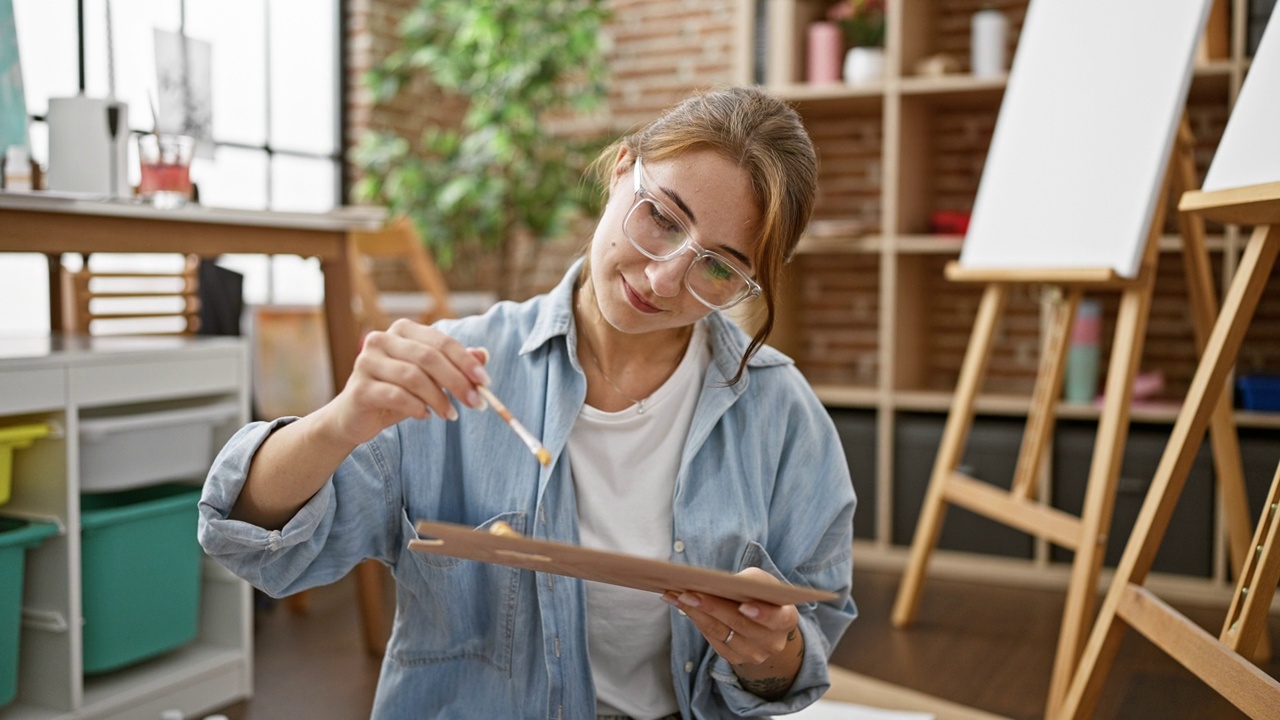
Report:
80,484,203,674
0,518,59,707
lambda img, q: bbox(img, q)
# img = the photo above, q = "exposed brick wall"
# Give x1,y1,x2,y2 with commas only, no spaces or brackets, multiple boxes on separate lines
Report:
344,0,741,295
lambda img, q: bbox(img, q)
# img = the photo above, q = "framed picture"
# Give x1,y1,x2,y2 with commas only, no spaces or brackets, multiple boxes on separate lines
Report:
0,0,28,150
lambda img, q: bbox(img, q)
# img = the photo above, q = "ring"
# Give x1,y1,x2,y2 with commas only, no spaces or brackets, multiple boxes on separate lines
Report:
724,629,735,645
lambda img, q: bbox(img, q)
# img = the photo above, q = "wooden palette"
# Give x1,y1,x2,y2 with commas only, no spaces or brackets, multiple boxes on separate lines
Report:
409,519,838,606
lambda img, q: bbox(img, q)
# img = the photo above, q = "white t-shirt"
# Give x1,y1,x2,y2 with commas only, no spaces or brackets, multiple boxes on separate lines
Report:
568,320,710,719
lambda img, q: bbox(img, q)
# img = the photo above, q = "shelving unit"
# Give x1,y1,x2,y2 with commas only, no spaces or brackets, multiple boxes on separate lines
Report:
738,0,1280,600
0,336,251,720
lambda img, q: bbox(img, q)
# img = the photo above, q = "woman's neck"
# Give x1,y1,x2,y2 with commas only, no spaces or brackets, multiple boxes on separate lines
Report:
574,279,694,407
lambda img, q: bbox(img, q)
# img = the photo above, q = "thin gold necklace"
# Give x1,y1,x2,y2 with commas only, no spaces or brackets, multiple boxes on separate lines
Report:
578,322,651,413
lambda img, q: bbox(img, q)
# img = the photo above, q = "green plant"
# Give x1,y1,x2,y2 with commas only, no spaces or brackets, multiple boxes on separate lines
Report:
353,0,610,282
827,0,886,48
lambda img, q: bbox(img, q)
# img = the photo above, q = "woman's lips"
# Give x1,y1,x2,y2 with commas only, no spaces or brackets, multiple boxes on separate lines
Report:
623,278,662,314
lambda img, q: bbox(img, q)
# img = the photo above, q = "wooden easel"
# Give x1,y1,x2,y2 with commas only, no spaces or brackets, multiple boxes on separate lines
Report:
891,118,1260,717
1058,15,1280,714
888,2,1266,716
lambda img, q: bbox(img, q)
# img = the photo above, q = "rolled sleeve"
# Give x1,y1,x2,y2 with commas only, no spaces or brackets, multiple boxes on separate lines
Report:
198,417,397,597
705,611,832,715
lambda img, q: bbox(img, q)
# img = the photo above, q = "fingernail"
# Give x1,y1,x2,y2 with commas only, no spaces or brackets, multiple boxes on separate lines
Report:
738,603,760,619
660,593,679,607
446,406,459,421
473,366,492,386
678,592,700,608
466,390,483,409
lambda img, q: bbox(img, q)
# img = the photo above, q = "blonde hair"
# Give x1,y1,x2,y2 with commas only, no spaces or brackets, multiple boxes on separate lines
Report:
589,86,818,383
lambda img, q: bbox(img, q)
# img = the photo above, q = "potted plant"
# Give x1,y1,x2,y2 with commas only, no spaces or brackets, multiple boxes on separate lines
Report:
827,0,886,85
353,0,610,298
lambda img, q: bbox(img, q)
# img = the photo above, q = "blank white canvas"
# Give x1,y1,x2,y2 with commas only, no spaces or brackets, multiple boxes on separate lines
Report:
1203,12,1280,191
959,0,1211,279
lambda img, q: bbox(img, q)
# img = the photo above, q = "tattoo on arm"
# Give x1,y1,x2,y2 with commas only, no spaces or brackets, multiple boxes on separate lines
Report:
740,675,792,701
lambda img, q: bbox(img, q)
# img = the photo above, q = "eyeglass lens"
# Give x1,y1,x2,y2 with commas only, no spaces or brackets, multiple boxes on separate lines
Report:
624,198,749,308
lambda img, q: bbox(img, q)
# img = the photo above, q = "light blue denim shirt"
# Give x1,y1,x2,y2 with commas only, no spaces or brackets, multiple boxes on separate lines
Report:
199,260,856,719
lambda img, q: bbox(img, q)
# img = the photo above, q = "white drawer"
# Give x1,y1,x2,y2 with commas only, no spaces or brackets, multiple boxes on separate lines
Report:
0,367,64,414
78,401,241,491
70,354,242,407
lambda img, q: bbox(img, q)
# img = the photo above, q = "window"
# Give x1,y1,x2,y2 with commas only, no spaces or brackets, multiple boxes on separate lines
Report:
1,0,343,332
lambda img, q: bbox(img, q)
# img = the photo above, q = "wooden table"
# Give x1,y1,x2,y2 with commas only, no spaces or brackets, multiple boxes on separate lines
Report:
0,189,392,655
0,190,384,396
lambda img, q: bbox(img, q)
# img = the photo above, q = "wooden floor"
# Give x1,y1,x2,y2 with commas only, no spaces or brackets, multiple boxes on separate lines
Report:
210,567,1280,719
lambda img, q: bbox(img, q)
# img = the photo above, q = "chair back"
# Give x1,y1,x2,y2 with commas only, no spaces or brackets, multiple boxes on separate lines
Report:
61,254,201,335
349,217,455,332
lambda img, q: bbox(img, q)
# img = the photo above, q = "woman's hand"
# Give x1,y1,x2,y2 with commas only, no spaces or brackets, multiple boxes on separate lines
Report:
322,318,491,447
662,567,805,700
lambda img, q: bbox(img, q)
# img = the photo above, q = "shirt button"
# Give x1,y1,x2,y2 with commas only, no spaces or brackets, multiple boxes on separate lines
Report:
684,661,694,673
673,540,685,553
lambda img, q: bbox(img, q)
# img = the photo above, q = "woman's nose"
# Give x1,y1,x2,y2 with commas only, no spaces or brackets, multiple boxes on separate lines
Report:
645,251,692,298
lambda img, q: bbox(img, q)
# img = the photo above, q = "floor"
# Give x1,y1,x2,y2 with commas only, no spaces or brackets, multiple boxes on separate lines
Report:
209,567,1280,719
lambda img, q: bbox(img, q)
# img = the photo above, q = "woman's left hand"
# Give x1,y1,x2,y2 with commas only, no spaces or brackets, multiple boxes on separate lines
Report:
662,567,805,699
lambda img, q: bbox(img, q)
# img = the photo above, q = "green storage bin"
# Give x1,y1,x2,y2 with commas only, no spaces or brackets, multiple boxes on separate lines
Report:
80,484,203,674
0,518,59,707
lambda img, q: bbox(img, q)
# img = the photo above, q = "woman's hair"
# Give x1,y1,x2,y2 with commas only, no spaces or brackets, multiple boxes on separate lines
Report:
588,85,818,384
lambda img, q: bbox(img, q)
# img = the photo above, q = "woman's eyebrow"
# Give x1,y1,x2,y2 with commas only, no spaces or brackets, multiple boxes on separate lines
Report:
657,184,698,226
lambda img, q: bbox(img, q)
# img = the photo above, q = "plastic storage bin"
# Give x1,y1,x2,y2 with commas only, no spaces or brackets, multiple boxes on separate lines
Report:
80,484,203,674
1237,375,1280,412
0,423,50,506
1,518,59,707
79,403,237,491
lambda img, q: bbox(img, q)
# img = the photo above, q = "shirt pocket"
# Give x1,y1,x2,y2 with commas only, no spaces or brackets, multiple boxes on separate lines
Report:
393,509,526,673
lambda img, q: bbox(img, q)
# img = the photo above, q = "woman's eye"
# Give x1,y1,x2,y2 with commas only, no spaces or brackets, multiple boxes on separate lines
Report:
701,257,734,282
647,202,681,235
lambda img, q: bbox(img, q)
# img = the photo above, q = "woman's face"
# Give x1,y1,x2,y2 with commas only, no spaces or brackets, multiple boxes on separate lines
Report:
587,148,761,335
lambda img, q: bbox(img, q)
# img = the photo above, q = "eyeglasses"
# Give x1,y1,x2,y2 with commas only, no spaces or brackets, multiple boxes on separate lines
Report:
621,157,762,311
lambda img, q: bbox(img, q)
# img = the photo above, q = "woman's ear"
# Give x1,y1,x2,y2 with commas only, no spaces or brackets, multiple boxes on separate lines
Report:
610,146,634,184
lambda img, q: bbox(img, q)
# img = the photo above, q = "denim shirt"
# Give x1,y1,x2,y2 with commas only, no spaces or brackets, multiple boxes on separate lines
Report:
199,260,856,719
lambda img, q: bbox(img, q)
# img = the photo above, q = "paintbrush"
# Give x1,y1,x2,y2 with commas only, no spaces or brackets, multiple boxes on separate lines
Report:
475,385,551,467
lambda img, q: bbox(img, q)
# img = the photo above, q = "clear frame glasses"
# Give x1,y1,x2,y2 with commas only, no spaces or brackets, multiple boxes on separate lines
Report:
621,157,762,310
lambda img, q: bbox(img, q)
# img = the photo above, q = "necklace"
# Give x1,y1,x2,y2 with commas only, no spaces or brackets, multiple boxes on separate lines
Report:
578,324,651,413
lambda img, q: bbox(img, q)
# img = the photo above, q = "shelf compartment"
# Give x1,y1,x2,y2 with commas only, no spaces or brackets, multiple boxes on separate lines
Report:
804,110,885,234
895,92,998,237
898,0,1029,82
78,401,239,492
893,254,1040,395
827,408,878,540
892,412,1034,559
791,253,880,388
1051,420,1215,577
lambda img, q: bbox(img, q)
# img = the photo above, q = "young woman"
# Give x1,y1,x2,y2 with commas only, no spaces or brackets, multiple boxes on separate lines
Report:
199,86,856,719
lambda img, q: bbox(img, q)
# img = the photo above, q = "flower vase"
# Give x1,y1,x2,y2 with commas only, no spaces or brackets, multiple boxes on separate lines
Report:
844,46,885,85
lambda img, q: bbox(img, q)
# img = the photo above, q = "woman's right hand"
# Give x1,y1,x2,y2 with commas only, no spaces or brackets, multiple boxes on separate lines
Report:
320,318,491,448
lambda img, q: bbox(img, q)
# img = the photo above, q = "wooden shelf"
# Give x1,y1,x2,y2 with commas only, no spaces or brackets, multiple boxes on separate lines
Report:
747,0,1278,589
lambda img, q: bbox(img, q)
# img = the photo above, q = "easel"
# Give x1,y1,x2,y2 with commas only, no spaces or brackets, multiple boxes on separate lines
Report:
1058,16,1280,718
888,2,1264,716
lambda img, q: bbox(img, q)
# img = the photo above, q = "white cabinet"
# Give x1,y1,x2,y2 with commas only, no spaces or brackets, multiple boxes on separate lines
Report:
0,336,251,720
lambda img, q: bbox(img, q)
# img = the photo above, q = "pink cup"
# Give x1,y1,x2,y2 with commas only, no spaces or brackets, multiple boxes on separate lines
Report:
808,22,844,84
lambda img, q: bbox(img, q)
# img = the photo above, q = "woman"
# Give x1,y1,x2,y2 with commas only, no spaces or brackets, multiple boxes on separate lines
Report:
199,86,856,719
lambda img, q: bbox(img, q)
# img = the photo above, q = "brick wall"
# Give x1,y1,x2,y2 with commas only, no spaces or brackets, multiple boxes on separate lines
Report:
344,0,741,295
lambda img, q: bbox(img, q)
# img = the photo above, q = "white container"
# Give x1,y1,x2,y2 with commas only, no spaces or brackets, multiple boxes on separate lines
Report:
971,7,1009,78
844,47,886,86
46,96,130,197
78,402,239,491
3,146,32,190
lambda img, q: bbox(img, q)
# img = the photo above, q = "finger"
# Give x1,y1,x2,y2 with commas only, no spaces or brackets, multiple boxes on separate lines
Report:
374,330,483,411
390,320,491,388
357,334,463,418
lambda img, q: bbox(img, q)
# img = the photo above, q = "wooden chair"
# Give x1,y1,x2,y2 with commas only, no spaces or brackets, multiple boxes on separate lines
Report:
349,216,456,333
61,254,202,335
